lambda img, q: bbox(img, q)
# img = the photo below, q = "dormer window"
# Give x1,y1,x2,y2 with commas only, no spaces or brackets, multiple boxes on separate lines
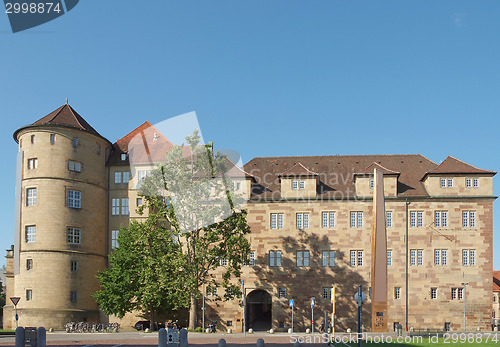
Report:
440,178,453,188
121,153,127,161
292,180,305,190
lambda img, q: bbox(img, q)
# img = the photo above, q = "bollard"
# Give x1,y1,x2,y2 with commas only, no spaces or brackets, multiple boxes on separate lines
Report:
15,327,25,347
218,338,226,347
158,328,167,347
37,327,46,347
179,328,188,347
256,338,265,347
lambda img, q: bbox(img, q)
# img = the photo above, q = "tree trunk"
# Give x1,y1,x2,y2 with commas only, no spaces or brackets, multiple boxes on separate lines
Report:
188,293,197,330
150,305,155,331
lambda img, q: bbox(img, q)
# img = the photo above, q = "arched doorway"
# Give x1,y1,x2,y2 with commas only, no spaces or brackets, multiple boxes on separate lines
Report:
246,289,272,331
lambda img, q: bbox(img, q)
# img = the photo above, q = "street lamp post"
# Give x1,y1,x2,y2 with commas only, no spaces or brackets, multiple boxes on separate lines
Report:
202,281,206,332
462,282,469,332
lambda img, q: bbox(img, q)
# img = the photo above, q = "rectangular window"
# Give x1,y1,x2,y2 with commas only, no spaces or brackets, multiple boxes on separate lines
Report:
31,135,35,144
271,213,284,229
26,259,33,271
458,288,463,300
112,230,120,249
67,227,81,244
473,178,479,188
410,211,416,227
434,211,448,227
370,179,374,189
112,198,120,215
322,211,335,228
351,212,363,228
434,250,440,265
462,250,469,266
26,225,36,243
322,250,335,267
123,172,130,183
249,251,255,266
440,178,446,188
27,158,38,169
461,249,476,266
278,288,287,298
451,288,457,300
121,198,129,215
296,213,309,229
323,288,331,300
67,190,81,209
417,211,423,227
447,179,453,187
50,134,55,144
466,178,472,188
68,160,81,172
70,260,78,272
70,291,78,303
296,251,310,267
26,289,32,301
431,288,437,299
299,180,305,189
463,211,476,228
386,211,392,227
97,145,101,155
27,188,37,206
72,138,78,147
292,180,298,190
410,249,423,266
269,251,282,267
470,250,475,266
137,198,143,206
350,250,363,267
121,153,127,161
114,172,122,184
220,258,228,266
441,250,447,266
387,250,392,266
394,287,401,299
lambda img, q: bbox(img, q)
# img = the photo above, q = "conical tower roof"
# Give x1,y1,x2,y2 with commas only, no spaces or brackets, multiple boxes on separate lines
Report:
14,104,110,144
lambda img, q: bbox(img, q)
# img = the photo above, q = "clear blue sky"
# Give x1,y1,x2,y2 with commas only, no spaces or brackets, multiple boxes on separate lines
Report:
0,1,499,269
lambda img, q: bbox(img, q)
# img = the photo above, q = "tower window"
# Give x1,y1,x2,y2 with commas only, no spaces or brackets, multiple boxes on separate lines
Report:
31,135,35,144
70,260,78,272
25,225,36,243
26,289,32,301
26,188,37,206
72,138,78,147
67,190,81,209
26,259,33,271
70,291,78,303
112,230,120,249
67,227,81,244
68,160,82,172
27,158,38,170
50,134,55,144
97,145,101,155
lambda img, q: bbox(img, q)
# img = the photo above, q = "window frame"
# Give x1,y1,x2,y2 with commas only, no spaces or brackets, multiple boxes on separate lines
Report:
430,287,437,300
296,213,309,229
67,189,82,209
270,213,284,229
278,287,287,298
269,250,282,267
322,250,335,267
26,187,37,206
26,258,33,271
296,250,310,267
67,227,81,244
25,225,36,243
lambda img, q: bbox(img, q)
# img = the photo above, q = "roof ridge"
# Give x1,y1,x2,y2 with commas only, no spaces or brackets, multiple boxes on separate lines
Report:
360,162,400,173
66,104,85,130
47,105,64,123
250,154,427,160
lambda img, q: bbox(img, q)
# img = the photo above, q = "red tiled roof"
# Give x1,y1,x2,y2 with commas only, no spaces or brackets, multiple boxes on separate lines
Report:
355,162,400,176
494,271,500,292
14,104,109,143
243,154,438,199
107,121,175,166
422,156,496,179
279,162,318,177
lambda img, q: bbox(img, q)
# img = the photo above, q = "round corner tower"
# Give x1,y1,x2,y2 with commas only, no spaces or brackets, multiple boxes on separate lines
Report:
8,104,112,328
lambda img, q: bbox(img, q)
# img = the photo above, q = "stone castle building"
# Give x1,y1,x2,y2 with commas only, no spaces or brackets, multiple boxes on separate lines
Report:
3,104,497,332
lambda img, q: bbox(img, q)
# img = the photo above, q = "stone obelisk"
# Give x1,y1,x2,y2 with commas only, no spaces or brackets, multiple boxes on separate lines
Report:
371,168,388,332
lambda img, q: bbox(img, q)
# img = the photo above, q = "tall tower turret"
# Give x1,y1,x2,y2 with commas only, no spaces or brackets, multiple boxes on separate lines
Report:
6,104,112,328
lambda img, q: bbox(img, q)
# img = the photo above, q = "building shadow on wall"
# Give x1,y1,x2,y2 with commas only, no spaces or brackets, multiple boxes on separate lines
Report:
250,230,371,333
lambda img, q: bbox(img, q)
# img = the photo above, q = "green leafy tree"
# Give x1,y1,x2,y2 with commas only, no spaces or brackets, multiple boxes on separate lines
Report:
139,130,251,330
93,197,191,329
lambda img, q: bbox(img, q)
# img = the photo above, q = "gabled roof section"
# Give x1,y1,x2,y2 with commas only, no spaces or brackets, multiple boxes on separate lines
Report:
422,155,496,180
279,162,318,177
355,162,400,176
107,121,175,166
223,157,254,179
14,104,110,144
494,271,500,292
